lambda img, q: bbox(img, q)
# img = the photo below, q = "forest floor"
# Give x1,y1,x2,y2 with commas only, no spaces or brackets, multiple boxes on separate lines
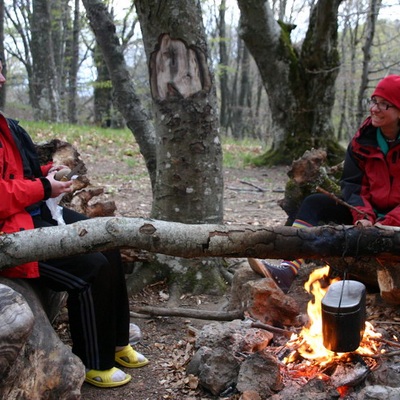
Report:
53,140,400,399
55,141,291,400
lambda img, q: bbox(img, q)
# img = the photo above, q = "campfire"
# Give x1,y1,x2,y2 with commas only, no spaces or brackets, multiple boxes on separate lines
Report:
281,265,383,392
284,266,382,365
182,262,400,398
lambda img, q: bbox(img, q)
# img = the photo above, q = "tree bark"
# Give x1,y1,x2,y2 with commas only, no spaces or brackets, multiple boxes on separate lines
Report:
31,0,60,121
232,45,251,140
82,0,227,294
132,305,243,321
0,0,6,108
237,0,344,165
356,0,382,126
66,0,80,124
93,42,113,127
1,218,400,268
81,0,157,190
5,216,400,301
0,280,84,400
218,0,230,131
135,0,224,225
133,0,227,293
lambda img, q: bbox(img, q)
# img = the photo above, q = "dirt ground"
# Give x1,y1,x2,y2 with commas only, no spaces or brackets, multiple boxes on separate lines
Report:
54,149,400,400
59,150,289,399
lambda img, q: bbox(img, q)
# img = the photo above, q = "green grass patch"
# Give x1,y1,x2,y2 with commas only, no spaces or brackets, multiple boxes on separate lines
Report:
222,137,264,168
19,120,266,170
21,120,133,148
19,120,140,166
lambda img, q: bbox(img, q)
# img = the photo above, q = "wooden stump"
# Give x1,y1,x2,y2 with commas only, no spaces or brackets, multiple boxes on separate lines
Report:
279,148,342,225
0,279,85,399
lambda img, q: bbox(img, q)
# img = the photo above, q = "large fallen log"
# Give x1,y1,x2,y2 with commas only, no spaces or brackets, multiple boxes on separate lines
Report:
1,218,399,265
1,218,400,303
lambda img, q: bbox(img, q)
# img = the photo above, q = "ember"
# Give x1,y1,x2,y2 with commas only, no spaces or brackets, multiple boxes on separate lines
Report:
284,266,382,367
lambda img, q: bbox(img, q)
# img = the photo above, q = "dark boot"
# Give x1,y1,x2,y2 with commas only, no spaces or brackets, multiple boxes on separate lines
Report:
248,258,296,294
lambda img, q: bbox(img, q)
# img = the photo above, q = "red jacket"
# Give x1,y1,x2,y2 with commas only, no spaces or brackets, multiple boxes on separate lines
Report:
341,117,400,226
0,114,52,278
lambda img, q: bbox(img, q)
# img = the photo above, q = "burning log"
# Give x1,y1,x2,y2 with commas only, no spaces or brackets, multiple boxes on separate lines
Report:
329,357,370,388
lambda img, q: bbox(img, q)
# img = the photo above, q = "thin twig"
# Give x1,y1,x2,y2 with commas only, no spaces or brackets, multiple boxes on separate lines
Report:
359,350,400,359
227,186,261,192
251,321,293,338
373,336,400,349
239,180,267,192
316,186,368,217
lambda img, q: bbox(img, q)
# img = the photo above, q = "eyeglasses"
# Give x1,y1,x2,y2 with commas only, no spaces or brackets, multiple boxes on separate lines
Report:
368,98,395,111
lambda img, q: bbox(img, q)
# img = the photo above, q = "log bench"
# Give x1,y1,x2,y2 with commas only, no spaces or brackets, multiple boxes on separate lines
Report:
0,279,84,399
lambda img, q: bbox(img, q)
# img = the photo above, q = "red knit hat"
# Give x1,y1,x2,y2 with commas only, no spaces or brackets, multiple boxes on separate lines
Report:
372,75,400,109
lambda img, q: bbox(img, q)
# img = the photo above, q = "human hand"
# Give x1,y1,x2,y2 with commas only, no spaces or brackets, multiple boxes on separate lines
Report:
46,171,73,198
355,219,373,227
48,164,69,173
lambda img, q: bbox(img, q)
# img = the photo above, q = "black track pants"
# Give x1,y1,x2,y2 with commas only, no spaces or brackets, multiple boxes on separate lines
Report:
33,205,130,370
295,193,353,226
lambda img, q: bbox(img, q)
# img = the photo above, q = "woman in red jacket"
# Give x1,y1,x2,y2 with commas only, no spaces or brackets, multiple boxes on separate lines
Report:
249,75,400,293
0,59,148,388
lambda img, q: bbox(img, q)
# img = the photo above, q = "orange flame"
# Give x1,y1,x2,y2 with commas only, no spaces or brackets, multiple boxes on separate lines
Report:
284,266,381,366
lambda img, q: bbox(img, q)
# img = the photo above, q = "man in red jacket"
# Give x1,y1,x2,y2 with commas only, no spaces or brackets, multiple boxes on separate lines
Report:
0,58,148,388
249,75,400,294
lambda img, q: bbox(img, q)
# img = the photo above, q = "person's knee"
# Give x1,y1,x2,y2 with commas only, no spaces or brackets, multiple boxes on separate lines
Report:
78,253,112,283
296,193,332,225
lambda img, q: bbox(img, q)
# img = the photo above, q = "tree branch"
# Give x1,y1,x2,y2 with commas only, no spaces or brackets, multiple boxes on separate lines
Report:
1,217,400,271
131,306,293,337
131,306,243,321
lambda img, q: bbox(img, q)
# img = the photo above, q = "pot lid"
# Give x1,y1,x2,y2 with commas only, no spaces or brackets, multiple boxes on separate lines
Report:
321,280,366,313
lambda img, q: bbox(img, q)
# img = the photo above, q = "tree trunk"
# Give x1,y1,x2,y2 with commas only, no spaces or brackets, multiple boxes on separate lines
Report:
0,279,84,400
237,0,345,165
232,45,251,140
82,0,227,294
31,0,61,121
81,0,157,191
66,0,80,124
218,0,230,131
356,0,382,126
135,0,224,225
0,0,6,109
1,217,400,269
135,0,226,293
2,218,400,303
228,36,243,136
93,42,113,127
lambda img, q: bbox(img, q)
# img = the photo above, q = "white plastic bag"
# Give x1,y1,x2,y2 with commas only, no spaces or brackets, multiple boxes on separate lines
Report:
129,323,142,345
45,194,66,225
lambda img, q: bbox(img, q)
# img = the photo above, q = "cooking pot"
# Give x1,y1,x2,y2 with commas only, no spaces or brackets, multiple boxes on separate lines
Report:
321,280,366,353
